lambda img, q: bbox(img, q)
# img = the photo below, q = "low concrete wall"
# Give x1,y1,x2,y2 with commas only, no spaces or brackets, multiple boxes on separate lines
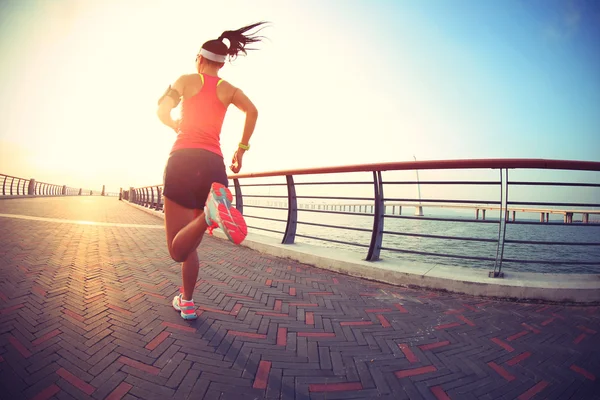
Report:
124,201,600,304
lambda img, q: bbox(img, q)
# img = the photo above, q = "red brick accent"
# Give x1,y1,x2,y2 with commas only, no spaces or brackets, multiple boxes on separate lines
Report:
162,321,197,333
398,343,418,363
228,330,267,339
431,385,451,400
252,360,271,389
1,303,25,315
277,327,287,346
8,335,31,358
394,303,408,313
332,278,339,284
487,362,515,382
0,291,7,302
522,323,540,334
57,367,95,395
394,365,437,378
127,293,143,303
435,322,461,330
32,329,61,346
573,333,586,345
377,314,391,328
506,351,532,366
340,321,373,326
274,300,282,312
359,292,379,297
419,341,451,351
32,285,46,297
462,304,478,312
540,317,555,326
305,312,314,325
490,337,514,352
517,381,550,400
62,308,85,322
118,356,160,375
289,287,296,296
265,279,272,286
535,305,550,313
31,384,60,400
266,267,273,273
570,364,595,381
456,314,475,326
309,382,363,392
507,330,528,342
577,325,597,334
297,332,336,338
145,331,170,350
107,304,133,316
230,303,243,316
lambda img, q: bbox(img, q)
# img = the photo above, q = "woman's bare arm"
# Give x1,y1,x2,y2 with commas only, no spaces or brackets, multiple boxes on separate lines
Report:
157,75,186,132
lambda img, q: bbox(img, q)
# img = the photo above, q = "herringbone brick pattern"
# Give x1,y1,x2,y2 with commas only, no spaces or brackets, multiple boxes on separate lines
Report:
0,197,598,399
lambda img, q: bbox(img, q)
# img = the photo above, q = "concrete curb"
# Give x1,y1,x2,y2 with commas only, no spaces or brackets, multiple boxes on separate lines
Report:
122,200,600,304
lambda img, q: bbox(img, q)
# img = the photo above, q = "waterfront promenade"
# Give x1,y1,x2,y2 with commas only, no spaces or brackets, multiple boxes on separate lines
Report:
0,196,598,400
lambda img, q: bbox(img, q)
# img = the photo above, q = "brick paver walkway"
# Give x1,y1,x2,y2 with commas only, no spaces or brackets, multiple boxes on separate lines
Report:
0,197,598,400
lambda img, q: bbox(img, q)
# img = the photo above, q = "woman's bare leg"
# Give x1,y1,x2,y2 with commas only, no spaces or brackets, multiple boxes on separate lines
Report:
164,197,208,263
164,197,210,301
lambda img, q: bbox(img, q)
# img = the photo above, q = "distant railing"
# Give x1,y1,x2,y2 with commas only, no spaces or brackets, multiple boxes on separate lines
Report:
122,158,600,277
0,174,118,197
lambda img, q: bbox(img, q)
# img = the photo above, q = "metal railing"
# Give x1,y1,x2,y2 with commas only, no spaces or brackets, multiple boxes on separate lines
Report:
0,174,118,197
123,158,600,276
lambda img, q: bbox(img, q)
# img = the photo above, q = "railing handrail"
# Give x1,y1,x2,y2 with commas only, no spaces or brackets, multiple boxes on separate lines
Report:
229,158,600,179
130,158,600,189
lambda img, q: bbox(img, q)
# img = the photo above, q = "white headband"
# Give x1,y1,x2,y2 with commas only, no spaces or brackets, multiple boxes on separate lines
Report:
199,48,227,63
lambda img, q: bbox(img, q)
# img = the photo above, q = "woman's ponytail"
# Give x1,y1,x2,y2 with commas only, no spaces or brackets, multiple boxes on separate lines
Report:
201,22,269,63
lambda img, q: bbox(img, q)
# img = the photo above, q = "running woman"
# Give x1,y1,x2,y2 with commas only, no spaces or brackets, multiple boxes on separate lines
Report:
157,22,267,320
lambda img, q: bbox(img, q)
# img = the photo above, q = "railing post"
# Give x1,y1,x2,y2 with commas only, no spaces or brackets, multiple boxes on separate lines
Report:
233,179,243,214
150,187,155,208
282,175,297,244
491,168,507,278
62,185,66,195
102,185,106,196
10,177,15,196
156,187,162,210
366,171,384,261
78,188,82,196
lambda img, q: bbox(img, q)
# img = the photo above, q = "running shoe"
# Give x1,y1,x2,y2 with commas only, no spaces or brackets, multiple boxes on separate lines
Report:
172,293,197,320
204,182,247,244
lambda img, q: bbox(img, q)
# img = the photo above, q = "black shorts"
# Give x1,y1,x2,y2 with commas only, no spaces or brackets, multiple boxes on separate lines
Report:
163,148,229,210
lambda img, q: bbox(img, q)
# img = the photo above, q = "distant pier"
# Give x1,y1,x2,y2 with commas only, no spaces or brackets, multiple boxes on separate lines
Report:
251,200,599,224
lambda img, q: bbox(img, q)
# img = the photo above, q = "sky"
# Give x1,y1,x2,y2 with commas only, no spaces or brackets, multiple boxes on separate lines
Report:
1,0,599,194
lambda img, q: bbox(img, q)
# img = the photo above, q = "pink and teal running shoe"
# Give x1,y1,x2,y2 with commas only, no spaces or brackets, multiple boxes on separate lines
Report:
204,182,247,245
172,294,197,320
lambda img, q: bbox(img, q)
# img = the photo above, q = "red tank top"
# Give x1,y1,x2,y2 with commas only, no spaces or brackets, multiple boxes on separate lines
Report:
171,74,227,157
